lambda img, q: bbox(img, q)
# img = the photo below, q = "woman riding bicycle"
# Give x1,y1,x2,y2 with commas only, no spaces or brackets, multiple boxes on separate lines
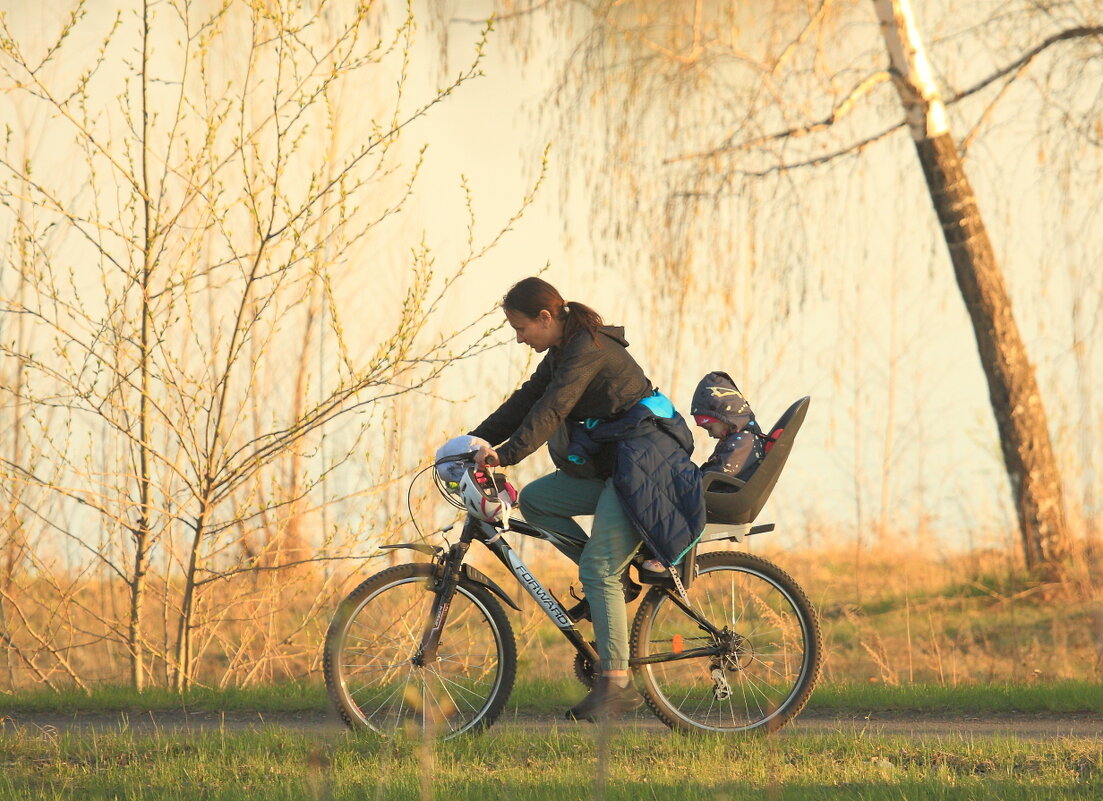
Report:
468,276,704,721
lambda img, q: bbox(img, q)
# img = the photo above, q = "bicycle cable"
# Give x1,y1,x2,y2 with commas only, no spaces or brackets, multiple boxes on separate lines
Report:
406,461,446,548
407,451,479,548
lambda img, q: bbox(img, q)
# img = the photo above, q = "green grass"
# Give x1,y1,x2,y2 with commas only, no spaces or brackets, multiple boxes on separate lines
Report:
0,725,1099,800
811,681,1103,714
3,680,1101,799
4,679,1103,716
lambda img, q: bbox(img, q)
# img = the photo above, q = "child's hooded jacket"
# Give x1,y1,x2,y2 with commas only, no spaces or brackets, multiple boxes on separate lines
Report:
690,371,765,483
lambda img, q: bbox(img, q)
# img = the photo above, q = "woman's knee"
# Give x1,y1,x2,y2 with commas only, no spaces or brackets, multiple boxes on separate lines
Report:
578,553,622,589
517,483,544,520
518,472,600,520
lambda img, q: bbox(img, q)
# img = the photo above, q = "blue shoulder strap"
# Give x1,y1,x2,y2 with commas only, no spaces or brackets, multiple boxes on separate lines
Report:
638,389,675,419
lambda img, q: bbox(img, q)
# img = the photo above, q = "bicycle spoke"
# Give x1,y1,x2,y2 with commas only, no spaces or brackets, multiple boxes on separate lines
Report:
344,630,412,650
342,661,411,672
634,553,820,733
326,570,515,740
744,653,797,685
419,675,459,734
424,666,489,719
737,667,773,714
360,679,407,728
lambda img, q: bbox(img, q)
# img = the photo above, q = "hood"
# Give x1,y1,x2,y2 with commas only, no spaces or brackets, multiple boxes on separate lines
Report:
690,371,755,431
596,325,628,347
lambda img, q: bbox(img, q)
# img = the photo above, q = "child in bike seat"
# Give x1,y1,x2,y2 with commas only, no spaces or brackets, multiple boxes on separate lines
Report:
638,371,765,573
691,370,766,484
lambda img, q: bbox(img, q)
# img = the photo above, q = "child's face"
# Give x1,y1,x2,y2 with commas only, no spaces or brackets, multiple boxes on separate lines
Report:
701,420,731,439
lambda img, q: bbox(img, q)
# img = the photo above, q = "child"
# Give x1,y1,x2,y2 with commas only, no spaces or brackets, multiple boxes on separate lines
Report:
690,370,766,483
638,371,765,573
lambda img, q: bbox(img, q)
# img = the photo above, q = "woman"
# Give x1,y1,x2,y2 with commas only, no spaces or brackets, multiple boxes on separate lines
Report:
469,276,703,721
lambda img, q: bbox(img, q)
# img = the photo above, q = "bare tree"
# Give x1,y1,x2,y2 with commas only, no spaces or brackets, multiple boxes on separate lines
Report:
0,0,542,689
870,0,1073,575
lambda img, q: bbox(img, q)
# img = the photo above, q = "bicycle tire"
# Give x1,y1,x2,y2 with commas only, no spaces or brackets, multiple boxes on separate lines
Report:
630,551,821,734
323,562,516,739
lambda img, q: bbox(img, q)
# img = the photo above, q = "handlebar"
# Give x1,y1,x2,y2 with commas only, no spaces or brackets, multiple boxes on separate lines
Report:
434,448,500,470
433,450,479,465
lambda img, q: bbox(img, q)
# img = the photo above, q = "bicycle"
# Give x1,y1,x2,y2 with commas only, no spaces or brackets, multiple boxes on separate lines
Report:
323,397,821,739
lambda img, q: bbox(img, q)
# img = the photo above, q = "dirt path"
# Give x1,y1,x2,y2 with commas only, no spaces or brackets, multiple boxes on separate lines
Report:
3,709,1101,740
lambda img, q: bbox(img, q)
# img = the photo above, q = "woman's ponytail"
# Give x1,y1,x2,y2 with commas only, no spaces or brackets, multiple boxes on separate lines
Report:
561,300,603,345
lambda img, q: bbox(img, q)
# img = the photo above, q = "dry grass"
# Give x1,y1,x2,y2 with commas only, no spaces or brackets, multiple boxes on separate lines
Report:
470,536,1103,687
2,533,1101,691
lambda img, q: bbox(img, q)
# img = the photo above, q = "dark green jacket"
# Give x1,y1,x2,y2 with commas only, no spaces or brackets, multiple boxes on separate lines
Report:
470,326,652,467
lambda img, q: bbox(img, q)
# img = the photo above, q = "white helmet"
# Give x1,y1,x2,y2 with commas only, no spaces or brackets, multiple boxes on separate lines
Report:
458,467,517,524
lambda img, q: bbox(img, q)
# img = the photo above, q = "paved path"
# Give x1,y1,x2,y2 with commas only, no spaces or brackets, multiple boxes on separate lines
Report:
2,709,1101,740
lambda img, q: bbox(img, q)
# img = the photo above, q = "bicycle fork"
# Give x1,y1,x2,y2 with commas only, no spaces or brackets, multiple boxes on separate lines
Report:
411,540,470,667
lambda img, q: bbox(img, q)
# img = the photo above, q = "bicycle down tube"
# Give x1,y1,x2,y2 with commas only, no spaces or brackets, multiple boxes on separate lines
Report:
477,519,600,665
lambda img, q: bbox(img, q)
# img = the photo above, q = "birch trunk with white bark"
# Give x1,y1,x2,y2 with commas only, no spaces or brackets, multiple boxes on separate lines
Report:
872,0,1069,576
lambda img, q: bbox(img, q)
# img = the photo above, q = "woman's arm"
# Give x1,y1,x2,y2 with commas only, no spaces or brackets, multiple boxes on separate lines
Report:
468,353,554,448
494,336,605,466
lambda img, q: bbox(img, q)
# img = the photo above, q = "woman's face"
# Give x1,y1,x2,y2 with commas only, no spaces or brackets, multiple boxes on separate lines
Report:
505,308,563,353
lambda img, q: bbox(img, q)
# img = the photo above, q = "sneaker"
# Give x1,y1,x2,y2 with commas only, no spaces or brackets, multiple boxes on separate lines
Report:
636,560,677,586
565,677,643,722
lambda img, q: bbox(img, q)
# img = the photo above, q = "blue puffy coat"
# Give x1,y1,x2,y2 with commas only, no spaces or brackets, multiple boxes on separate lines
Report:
569,402,706,568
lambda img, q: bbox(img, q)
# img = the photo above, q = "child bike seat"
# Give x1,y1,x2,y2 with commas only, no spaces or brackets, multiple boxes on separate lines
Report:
703,396,810,525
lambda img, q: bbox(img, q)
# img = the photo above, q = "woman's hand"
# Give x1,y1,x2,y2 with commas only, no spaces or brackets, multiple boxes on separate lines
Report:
474,445,500,469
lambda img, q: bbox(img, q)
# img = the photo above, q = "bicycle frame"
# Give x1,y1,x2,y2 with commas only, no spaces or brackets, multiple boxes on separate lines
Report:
404,511,765,673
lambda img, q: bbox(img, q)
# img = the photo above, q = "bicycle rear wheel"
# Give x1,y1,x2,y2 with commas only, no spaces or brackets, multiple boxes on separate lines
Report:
631,551,821,733
324,562,516,739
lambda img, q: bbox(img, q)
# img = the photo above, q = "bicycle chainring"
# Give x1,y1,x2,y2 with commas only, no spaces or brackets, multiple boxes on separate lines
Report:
573,644,599,688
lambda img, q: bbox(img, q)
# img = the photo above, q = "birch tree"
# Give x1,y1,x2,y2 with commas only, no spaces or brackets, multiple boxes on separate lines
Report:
870,0,1070,574
486,0,1103,577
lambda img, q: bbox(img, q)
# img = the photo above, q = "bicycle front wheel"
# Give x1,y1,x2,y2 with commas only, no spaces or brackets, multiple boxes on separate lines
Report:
631,551,821,734
324,562,516,739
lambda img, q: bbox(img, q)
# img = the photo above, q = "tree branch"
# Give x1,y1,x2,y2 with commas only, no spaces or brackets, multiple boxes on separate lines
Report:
668,25,1103,168
947,25,1103,105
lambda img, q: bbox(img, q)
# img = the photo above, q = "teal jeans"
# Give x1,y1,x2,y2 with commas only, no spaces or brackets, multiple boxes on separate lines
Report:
518,472,642,672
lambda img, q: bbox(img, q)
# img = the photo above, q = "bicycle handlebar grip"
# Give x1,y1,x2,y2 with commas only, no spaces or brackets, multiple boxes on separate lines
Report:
435,450,478,464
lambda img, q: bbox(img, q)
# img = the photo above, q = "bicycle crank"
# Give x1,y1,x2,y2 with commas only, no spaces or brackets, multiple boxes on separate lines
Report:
573,646,599,689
